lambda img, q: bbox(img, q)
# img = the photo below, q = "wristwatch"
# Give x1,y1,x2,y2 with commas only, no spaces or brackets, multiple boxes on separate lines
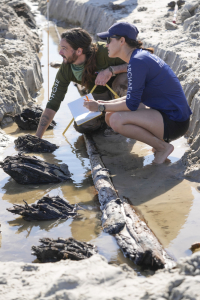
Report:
108,66,116,76
98,104,106,112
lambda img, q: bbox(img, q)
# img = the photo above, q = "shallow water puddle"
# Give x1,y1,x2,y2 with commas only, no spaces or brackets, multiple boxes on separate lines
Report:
143,136,190,166
135,138,200,259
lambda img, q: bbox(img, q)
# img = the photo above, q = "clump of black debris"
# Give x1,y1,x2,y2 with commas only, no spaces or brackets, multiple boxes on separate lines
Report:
13,106,56,130
0,153,71,184
15,134,58,153
32,237,98,262
7,195,78,221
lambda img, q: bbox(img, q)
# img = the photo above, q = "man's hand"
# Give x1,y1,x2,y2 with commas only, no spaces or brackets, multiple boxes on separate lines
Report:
95,68,112,86
83,98,98,111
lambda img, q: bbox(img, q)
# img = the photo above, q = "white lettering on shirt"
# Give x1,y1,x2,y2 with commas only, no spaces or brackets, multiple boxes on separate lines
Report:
127,63,133,99
148,52,165,68
49,79,59,101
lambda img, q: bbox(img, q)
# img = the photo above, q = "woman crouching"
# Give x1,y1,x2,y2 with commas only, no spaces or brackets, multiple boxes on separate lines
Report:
84,22,192,164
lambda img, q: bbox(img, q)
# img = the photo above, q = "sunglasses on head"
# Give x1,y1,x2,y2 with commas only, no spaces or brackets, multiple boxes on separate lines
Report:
106,35,121,44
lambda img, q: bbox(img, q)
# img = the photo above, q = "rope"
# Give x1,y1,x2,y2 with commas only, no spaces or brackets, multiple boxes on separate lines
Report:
90,84,119,98
105,84,119,99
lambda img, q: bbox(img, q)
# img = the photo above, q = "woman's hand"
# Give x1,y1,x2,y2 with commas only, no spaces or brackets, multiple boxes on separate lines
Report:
83,98,98,111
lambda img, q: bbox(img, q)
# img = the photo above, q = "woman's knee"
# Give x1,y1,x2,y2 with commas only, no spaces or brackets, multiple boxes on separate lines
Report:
105,112,113,126
109,112,122,132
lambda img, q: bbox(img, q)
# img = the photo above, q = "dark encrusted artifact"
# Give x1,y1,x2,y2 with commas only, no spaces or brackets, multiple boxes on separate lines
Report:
7,195,77,221
13,106,56,130
32,237,98,262
15,134,58,153
0,153,71,184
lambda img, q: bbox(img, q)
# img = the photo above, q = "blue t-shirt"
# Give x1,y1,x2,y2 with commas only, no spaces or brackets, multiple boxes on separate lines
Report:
126,49,192,122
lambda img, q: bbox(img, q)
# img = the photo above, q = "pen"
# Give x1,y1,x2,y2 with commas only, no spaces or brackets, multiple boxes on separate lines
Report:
86,95,89,101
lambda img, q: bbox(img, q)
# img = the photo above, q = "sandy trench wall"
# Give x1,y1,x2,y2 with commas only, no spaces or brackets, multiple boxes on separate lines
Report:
39,0,117,35
0,0,43,126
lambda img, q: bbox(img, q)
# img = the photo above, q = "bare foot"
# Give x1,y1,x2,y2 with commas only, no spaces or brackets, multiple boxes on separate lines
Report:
153,143,174,164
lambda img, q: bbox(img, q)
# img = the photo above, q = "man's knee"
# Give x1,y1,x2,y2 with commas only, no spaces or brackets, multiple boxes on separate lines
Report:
74,115,105,133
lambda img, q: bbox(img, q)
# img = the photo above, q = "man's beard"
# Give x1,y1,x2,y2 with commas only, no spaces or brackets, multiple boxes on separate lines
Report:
62,51,78,65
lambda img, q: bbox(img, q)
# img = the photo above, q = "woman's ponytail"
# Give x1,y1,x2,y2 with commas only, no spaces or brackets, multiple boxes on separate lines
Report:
124,37,154,53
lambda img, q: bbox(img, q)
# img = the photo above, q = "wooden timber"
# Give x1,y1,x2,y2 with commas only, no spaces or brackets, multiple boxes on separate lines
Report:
7,196,77,221
83,133,176,270
32,237,98,262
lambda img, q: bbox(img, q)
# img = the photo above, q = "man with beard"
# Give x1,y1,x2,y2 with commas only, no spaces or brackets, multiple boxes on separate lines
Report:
36,27,128,137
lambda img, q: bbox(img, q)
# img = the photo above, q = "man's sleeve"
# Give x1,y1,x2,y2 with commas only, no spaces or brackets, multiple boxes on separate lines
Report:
46,64,70,112
126,59,148,111
106,55,126,66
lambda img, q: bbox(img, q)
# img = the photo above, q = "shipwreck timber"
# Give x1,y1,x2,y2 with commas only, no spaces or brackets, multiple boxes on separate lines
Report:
83,134,176,270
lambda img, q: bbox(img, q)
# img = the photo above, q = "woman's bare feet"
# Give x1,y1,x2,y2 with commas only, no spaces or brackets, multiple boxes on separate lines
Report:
153,143,174,164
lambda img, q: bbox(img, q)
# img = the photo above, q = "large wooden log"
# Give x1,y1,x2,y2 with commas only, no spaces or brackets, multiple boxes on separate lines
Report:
83,134,176,270
83,134,126,234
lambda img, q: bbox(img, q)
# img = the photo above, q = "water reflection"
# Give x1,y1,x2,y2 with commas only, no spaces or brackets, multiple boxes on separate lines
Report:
70,210,102,242
8,218,68,237
2,178,74,204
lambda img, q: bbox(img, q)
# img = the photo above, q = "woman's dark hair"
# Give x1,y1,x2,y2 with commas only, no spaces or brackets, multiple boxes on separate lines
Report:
61,28,98,88
115,35,154,53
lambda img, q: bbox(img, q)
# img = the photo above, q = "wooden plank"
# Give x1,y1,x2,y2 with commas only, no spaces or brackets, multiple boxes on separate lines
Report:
83,133,176,270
